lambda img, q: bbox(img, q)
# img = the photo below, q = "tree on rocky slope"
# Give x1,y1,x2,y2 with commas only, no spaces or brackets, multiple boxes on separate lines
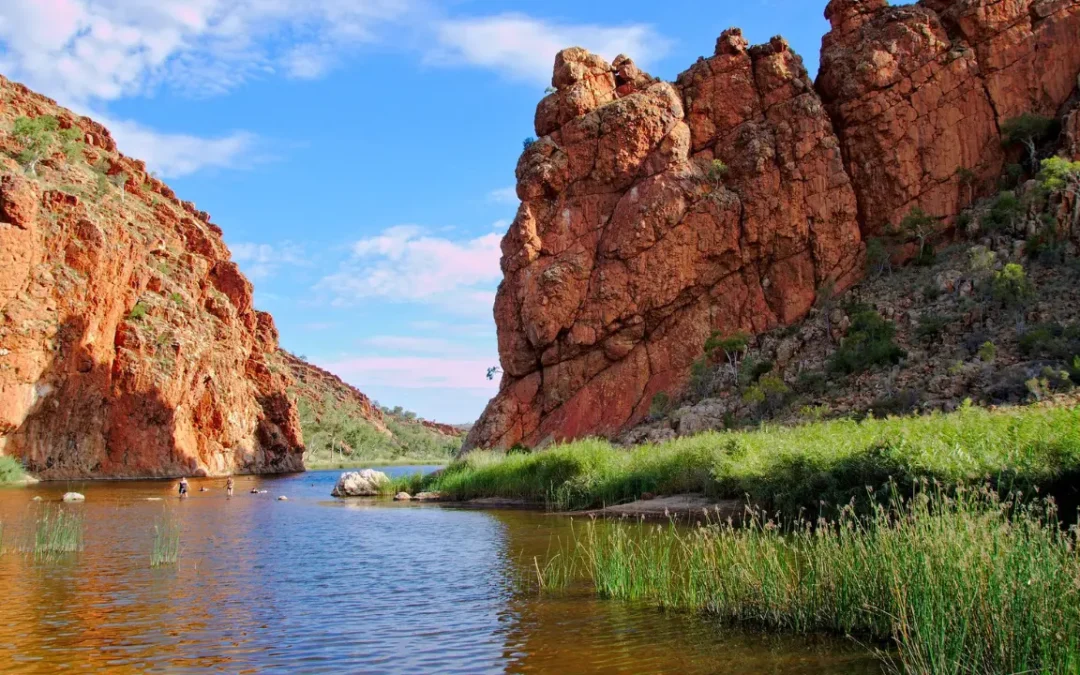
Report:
1001,114,1057,172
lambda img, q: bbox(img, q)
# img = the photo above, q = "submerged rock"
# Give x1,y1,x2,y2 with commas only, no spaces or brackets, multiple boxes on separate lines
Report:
413,491,447,502
331,470,390,497
62,492,85,502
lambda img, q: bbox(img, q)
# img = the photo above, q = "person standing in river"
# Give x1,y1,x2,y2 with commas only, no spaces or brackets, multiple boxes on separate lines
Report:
178,476,189,499
226,476,234,498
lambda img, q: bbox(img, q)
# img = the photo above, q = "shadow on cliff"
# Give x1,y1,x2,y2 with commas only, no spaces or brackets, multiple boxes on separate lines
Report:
10,315,185,480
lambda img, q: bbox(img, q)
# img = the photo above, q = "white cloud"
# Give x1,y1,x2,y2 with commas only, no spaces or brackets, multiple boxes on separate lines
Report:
429,14,671,84
488,186,518,204
102,116,256,178
320,355,498,391
361,335,472,354
230,241,308,279
318,225,502,314
0,0,415,105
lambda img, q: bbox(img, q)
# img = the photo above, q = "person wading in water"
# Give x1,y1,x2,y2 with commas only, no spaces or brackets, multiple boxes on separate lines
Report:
178,476,189,499
226,476,234,498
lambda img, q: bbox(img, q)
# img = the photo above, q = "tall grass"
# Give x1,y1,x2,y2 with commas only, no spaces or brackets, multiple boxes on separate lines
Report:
0,455,27,484
540,486,1080,674
423,405,1080,513
151,511,181,567
29,506,84,562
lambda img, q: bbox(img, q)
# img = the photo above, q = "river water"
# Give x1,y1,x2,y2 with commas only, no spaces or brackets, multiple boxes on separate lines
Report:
0,469,881,674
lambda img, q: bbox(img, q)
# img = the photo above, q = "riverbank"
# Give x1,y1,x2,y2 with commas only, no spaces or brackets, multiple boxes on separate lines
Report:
392,403,1080,514
538,486,1080,673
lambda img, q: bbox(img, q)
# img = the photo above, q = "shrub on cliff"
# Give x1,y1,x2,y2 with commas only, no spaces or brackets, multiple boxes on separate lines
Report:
1039,156,1080,194
828,306,905,375
899,207,937,265
0,456,27,484
1001,113,1057,171
11,115,81,176
990,263,1034,308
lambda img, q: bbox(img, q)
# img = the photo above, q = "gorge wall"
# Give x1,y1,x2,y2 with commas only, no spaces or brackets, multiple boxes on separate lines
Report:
0,76,304,479
465,0,1080,452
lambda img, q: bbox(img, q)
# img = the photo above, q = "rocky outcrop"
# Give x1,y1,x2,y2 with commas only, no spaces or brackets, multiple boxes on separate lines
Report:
818,0,1080,235
0,75,304,479
465,33,864,451
467,0,1080,452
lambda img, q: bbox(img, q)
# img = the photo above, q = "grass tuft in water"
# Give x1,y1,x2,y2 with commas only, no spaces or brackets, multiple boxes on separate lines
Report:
150,511,181,567
29,506,84,562
539,485,1080,674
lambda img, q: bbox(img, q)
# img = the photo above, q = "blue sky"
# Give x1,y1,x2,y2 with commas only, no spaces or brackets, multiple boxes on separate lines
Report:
0,0,836,423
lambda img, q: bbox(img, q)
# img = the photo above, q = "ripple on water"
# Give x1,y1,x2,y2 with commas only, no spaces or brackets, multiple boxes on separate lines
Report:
0,470,880,674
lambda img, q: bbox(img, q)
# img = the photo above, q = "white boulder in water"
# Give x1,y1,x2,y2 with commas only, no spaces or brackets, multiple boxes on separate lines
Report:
278,496,288,501
332,470,390,497
62,492,85,502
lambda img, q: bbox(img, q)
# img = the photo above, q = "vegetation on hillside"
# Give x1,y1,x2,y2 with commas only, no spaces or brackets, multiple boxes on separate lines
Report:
297,394,460,467
393,402,1080,514
538,486,1080,673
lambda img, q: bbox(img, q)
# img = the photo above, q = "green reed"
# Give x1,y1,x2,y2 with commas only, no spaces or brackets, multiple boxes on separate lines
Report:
150,510,181,567
418,404,1080,514
539,485,1080,674
29,506,84,562
0,455,27,484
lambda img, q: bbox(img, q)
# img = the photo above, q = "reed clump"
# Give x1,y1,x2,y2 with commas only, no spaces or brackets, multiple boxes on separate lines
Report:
540,484,1080,674
29,506,84,562
151,511,181,567
414,404,1080,514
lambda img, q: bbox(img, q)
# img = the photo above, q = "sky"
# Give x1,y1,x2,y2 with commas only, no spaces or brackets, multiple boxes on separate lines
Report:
0,0,838,424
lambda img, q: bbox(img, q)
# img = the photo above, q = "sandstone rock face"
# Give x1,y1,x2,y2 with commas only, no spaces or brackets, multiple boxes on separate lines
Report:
467,1,1080,452
332,469,390,497
818,0,1080,236
465,35,863,451
0,75,304,479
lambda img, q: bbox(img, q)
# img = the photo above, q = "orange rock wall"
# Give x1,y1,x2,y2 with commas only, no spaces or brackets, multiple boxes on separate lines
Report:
467,0,1080,451
819,0,1080,235
0,76,304,479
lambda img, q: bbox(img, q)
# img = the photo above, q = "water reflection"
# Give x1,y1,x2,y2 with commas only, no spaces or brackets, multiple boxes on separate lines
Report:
0,470,880,674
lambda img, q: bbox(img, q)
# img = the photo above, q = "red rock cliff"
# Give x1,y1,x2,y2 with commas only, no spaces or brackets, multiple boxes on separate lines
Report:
466,0,1080,452
818,0,1080,235
0,75,304,479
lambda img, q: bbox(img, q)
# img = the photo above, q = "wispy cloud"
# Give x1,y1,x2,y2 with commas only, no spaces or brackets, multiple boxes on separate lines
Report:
230,241,309,280
487,186,518,204
101,117,258,178
320,355,498,391
317,225,501,314
428,14,671,84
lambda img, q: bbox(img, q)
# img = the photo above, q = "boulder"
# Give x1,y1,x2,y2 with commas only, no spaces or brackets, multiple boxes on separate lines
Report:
62,492,85,502
331,470,390,497
393,492,413,501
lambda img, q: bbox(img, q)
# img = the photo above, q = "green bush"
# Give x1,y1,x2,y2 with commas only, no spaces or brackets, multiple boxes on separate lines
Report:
648,392,672,421
828,307,906,375
978,341,997,363
128,302,149,322
706,159,729,188
741,373,790,415
916,313,951,342
0,456,27,484
1039,156,1080,193
1019,322,1080,361
865,237,890,277
990,263,1034,308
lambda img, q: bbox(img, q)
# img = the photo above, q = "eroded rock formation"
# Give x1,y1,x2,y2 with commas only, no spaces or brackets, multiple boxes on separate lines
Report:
467,0,1080,452
819,0,1080,235
0,75,304,479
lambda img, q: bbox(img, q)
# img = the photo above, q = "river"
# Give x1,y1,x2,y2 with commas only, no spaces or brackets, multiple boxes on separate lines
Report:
0,469,881,674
